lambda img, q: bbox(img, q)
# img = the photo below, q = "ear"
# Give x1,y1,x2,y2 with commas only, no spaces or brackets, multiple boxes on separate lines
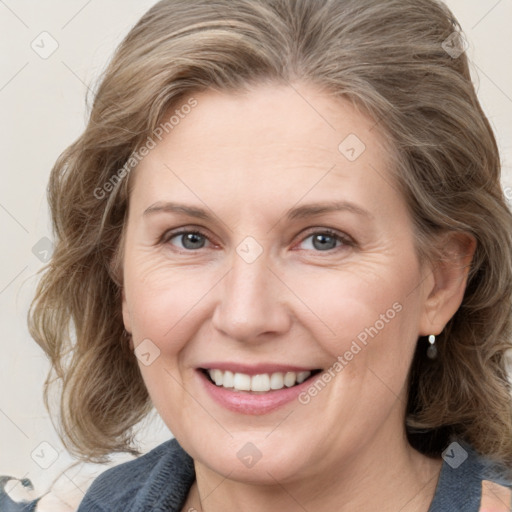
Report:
418,231,476,336
111,225,133,347
121,287,134,350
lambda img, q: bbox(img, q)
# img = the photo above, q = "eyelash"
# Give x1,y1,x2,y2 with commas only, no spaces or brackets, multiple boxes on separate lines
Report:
160,226,355,254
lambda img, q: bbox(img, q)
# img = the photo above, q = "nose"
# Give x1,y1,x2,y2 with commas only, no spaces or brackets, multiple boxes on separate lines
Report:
211,250,291,343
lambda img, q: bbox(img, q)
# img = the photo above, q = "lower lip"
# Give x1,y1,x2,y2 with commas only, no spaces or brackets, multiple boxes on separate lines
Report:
197,370,317,415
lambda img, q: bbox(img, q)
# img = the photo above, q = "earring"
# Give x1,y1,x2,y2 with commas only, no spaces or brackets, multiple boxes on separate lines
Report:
123,330,134,350
427,334,437,359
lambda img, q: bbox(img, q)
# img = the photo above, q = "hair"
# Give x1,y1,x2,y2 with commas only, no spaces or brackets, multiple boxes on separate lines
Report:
29,0,512,467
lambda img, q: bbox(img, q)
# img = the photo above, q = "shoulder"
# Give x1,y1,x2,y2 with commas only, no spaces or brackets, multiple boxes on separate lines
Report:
77,438,195,512
429,440,512,512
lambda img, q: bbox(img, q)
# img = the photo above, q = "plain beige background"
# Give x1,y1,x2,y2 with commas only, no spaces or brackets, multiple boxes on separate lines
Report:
1,0,511,509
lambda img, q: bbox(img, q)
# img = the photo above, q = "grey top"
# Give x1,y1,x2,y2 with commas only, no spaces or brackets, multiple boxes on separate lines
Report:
76,438,511,512
3,438,510,511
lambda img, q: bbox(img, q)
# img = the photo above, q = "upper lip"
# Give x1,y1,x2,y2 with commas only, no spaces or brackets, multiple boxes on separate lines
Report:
198,362,321,376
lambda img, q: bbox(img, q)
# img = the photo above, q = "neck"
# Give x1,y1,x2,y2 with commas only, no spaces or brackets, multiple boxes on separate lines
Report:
182,411,442,512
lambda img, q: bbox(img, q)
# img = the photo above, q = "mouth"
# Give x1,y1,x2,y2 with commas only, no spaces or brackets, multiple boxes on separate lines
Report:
196,362,326,414
199,367,323,394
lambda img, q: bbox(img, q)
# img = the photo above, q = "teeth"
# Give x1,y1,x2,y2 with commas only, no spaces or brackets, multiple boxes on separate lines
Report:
251,373,270,392
223,370,234,388
284,371,296,387
296,371,311,384
269,372,284,390
212,369,224,386
233,372,251,391
206,369,312,392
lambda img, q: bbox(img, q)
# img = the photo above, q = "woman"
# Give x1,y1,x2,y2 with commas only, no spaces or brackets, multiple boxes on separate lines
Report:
28,0,512,510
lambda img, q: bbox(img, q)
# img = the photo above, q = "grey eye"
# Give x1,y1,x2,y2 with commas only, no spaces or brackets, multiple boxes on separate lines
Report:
300,232,341,251
169,231,208,250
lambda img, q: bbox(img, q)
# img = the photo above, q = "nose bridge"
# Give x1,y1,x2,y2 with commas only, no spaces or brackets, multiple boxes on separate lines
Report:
212,245,289,341
231,250,270,304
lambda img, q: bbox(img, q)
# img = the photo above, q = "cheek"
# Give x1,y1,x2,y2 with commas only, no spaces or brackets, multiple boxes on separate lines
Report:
290,263,417,347
290,259,422,398
123,250,218,342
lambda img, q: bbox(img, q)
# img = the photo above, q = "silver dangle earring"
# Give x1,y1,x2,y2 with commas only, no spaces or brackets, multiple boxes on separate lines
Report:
427,334,437,359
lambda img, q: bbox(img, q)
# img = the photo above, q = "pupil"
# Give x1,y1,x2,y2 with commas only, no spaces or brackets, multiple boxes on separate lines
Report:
313,234,336,251
183,233,204,249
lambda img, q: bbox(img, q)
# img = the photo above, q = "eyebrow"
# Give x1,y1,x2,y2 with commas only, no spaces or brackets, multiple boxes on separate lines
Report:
286,200,372,220
143,200,372,221
144,202,211,220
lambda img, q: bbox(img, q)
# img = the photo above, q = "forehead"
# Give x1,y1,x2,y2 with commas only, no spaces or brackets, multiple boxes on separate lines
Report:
130,83,399,214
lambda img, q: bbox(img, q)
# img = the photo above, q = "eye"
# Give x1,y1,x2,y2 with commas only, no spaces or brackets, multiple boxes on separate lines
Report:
163,229,212,251
161,227,353,253
297,229,352,252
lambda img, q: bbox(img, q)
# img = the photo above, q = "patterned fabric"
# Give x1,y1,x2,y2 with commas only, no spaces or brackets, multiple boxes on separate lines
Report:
0,476,39,512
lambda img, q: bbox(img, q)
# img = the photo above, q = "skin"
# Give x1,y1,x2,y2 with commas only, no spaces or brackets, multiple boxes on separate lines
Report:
121,82,475,511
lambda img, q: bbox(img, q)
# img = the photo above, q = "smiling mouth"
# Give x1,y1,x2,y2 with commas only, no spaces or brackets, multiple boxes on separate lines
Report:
200,368,323,393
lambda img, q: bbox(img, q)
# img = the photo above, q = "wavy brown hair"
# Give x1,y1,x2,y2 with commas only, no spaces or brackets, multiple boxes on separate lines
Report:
29,0,512,466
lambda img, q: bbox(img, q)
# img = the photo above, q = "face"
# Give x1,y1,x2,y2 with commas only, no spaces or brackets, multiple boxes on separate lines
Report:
122,83,433,484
